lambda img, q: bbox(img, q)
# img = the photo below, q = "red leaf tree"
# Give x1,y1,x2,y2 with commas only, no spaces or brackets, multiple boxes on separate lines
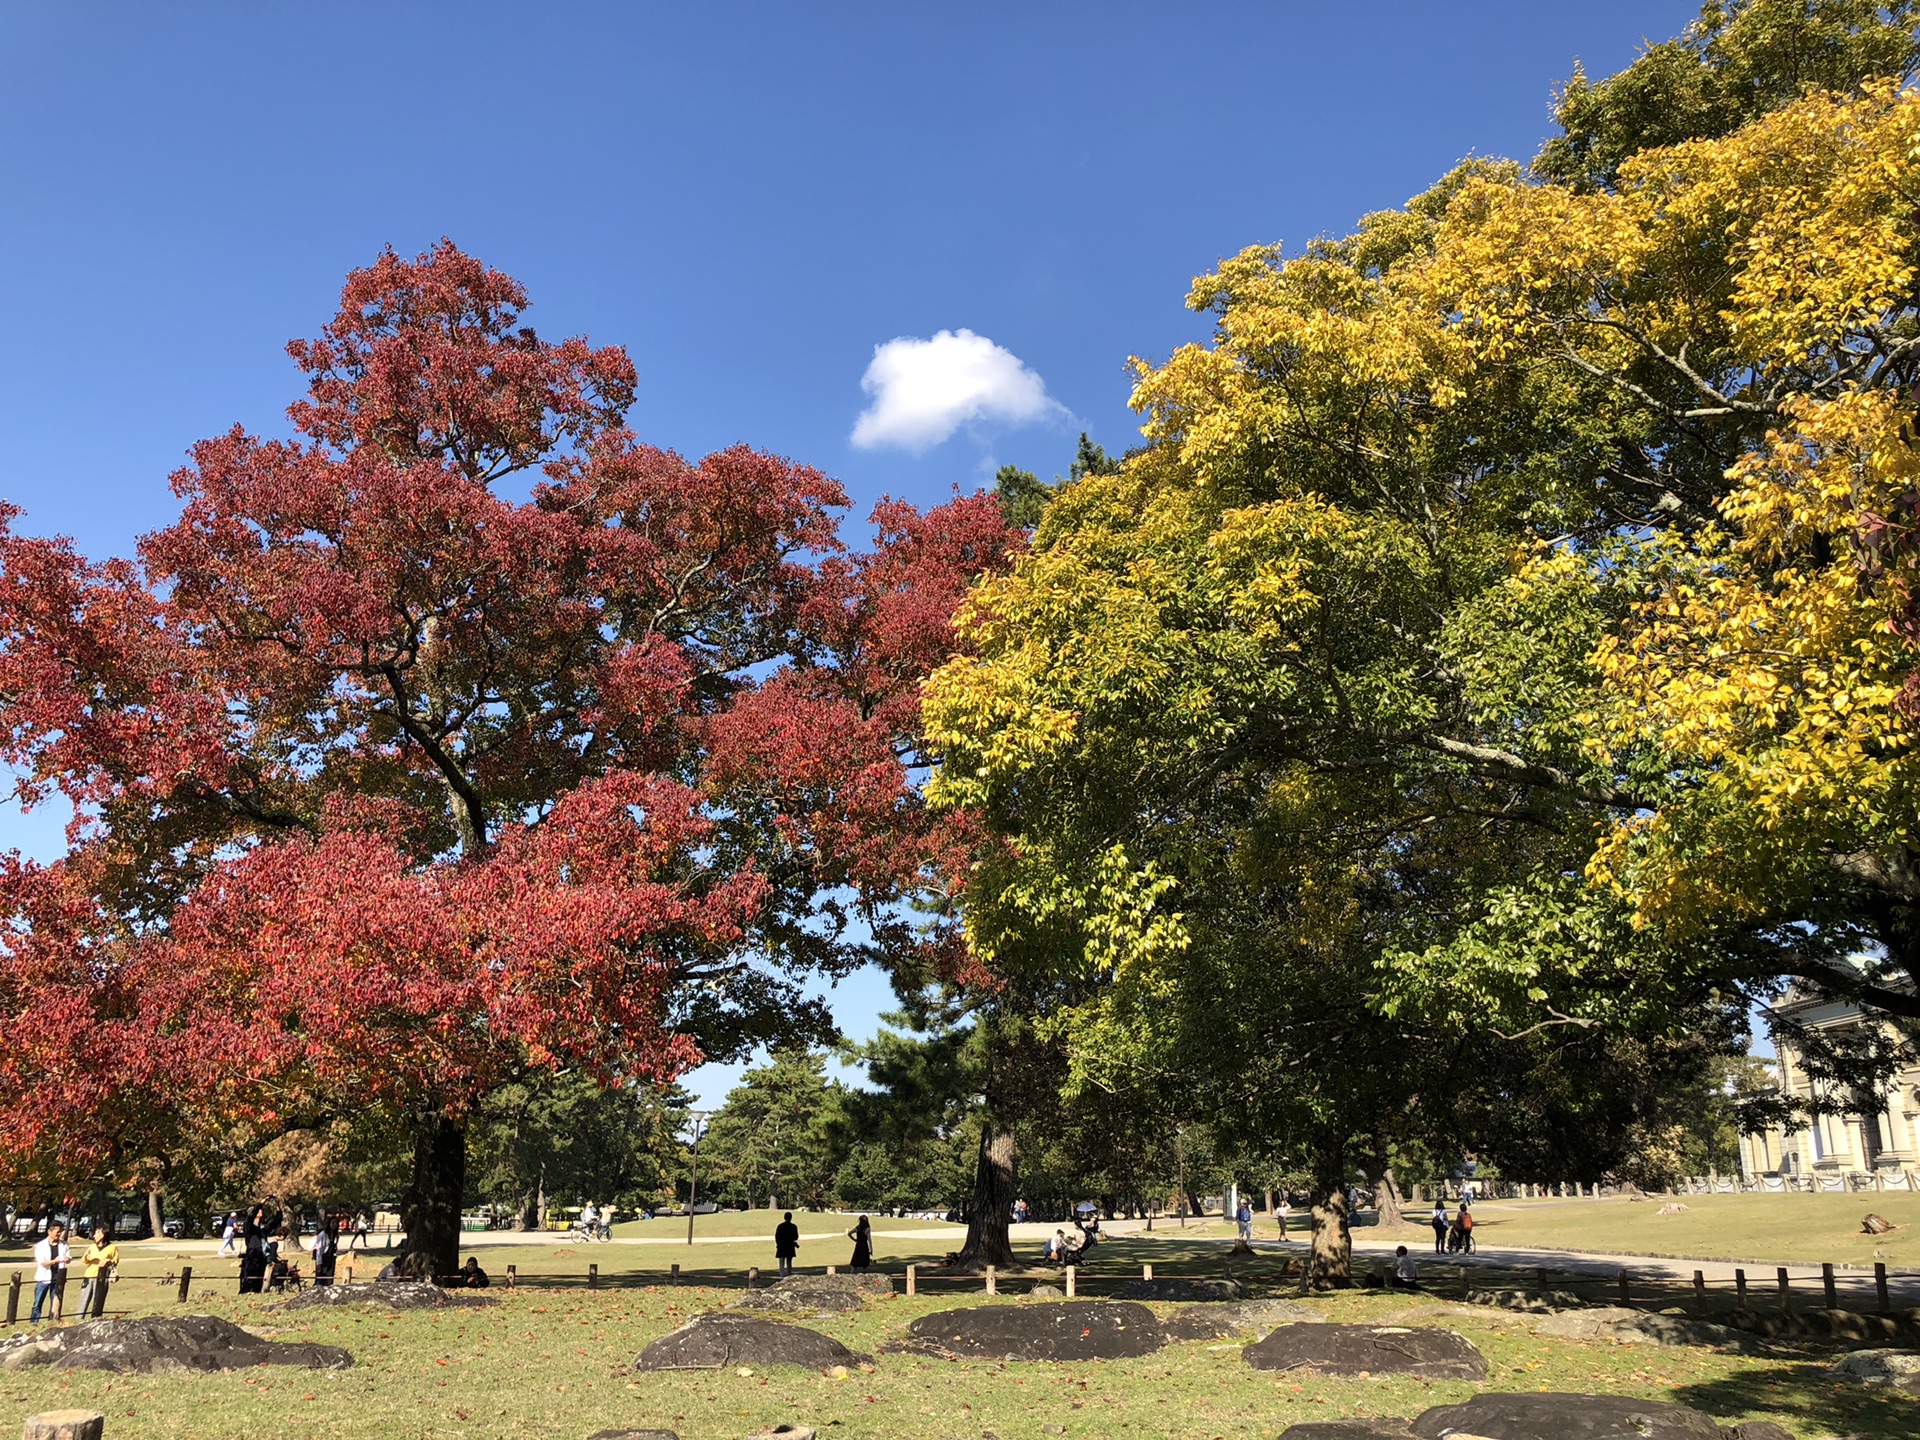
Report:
0,243,1015,1276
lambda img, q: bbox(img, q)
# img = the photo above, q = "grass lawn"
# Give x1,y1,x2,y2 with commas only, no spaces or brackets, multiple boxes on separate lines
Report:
610,1210,964,1244
0,1237,1913,1439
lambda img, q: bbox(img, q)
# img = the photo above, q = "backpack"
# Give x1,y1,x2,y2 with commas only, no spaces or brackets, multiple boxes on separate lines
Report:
1460,1212,1473,1231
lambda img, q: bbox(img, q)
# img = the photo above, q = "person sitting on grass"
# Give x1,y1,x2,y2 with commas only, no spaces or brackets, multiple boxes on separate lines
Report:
1390,1245,1420,1289
1044,1229,1067,1264
459,1256,490,1288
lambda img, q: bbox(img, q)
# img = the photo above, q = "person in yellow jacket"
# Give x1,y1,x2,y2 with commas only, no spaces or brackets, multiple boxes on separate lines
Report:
77,1226,119,1317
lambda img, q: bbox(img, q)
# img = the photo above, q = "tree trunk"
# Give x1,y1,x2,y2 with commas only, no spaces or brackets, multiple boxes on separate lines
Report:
395,1115,466,1282
146,1185,164,1240
1303,1147,1352,1290
1375,1166,1404,1229
955,1127,1016,1271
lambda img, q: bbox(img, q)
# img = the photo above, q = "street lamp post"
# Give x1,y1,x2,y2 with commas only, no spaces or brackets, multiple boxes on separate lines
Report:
1175,1125,1187,1228
685,1111,710,1247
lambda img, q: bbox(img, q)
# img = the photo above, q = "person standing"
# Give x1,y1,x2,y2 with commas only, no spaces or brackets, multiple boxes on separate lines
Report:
1430,1199,1448,1254
310,1217,339,1286
77,1226,119,1317
846,1214,872,1272
238,1205,271,1294
218,1212,238,1257
773,1211,799,1277
1235,1197,1253,1244
30,1223,70,1323
1276,1196,1291,1241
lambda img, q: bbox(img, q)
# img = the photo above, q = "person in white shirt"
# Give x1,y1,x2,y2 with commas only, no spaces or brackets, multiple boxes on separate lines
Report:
1276,1198,1291,1241
1390,1244,1420,1289
31,1223,70,1323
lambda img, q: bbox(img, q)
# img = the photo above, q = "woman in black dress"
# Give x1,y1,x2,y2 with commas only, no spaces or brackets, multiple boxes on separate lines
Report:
238,1205,270,1294
846,1214,872,1272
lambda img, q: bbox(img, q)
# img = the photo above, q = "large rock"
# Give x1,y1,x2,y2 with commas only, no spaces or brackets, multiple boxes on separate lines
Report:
1535,1306,1758,1352
1112,1276,1243,1302
732,1273,893,1314
1410,1393,1724,1440
0,1315,351,1374
1830,1347,1920,1391
890,1300,1167,1361
1467,1287,1587,1313
634,1315,869,1372
1277,1423,1416,1440
1244,1324,1487,1380
277,1280,496,1311
1164,1299,1324,1340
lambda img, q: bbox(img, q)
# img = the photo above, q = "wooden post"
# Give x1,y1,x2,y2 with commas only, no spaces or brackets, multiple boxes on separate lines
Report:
669,1262,680,1285
1065,1265,1076,1297
5,1273,19,1326
1822,1263,1837,1310
1693,1270,1706,1313
1616,1268,1630,1306
1735,1267,1748,1307
746,1266,758,1290
1535,1266,1549,1293
1876,1262,1890,1314
176,1265,191,1303
826,1265,836,1276
1143,1264,1153,1282
1776,1266,1791,1312
22,1411,105,1440
905,1263,916,1296
588,1263,599,1291
506,1264,516,1289
985,1266,996,1295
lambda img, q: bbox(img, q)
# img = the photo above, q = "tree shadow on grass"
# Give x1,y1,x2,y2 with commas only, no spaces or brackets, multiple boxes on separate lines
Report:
1674,1358,1919,1439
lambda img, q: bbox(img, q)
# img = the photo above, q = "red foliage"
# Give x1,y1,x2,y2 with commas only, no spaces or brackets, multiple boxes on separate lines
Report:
0,243,1015,1209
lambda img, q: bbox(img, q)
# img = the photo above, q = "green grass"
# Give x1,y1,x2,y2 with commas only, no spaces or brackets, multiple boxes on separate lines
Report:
609,1209,963,1244
3,1258,1912,1440
1449,1193,1920,1268
0,1236,1914,1439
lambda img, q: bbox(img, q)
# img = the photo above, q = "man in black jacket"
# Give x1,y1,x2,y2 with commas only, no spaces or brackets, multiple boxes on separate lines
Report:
773,1211,799,1276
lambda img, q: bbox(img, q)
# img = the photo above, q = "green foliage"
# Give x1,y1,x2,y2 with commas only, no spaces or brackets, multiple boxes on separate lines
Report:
1535,0,1919,190
696,1047,848,1210
468,1073,686,1219
993,465,1053,530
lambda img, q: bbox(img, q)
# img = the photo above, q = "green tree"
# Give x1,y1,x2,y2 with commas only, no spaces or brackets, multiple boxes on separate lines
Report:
697,1048,848,1210
467,1074,686,1226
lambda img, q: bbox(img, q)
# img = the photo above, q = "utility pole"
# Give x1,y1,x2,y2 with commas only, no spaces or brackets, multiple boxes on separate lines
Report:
685,1111,710,1246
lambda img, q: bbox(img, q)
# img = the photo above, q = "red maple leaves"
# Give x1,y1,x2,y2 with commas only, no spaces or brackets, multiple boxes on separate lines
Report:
0,242,1017,1198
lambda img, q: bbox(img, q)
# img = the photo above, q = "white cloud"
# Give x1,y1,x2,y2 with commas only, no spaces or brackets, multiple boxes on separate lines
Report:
851,328,1065,451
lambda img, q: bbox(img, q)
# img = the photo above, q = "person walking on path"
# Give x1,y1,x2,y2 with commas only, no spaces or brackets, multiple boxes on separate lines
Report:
1276,1197,1291,1241
847,1214,872,1272
774,1211,800,1276
1430,1199,1448,1253
30,1223,70,1323
77,1226,119,1317
348,1213,370,1251
1236,1198,1253,1244
217,1212,238,1257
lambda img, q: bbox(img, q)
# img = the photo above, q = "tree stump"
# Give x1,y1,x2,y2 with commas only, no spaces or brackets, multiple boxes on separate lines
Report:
24,1411,106,1440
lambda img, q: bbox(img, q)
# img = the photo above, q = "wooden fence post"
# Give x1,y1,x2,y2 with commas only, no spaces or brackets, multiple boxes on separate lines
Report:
588,1263,599,1291
746,1266,758,1290
1616,1268,1630,1306
1065,1265,1076,1297
5,1272,19,1326
1876,1262,1890,1314
985,1266,996,1295
176,1266,191,1303
1143,1264,1153,1282
905,1263,916,1296
669,1263,680,1285
1822,1263,1837,1310
1776,1267,1791,1312
1735,1268,1747,1308
826,1265,836,1276
1693,1270,1706,1313
506,1264,517,1289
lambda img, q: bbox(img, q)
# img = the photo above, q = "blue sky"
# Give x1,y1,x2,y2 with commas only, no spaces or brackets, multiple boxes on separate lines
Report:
0,1,1698,1104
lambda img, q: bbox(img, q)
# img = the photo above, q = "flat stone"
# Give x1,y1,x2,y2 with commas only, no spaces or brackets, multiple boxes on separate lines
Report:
889,1300,1167,1361
1830,1347,1920,1390
1277,1421,1416,1440
1535,1306,1758,1352
1111,1276,1243,1302
1244,1324,1487,1380
277,1280,496,1311
587,1431,680,1440
634,1315,869,1372
1164,1299,1324,1339
744,1429,816,1440
731,1273,893,1314
1028,1283,1063,1298
1410,1393,1722,1440
0,1315,351,1374
1467,1287,1587,1312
